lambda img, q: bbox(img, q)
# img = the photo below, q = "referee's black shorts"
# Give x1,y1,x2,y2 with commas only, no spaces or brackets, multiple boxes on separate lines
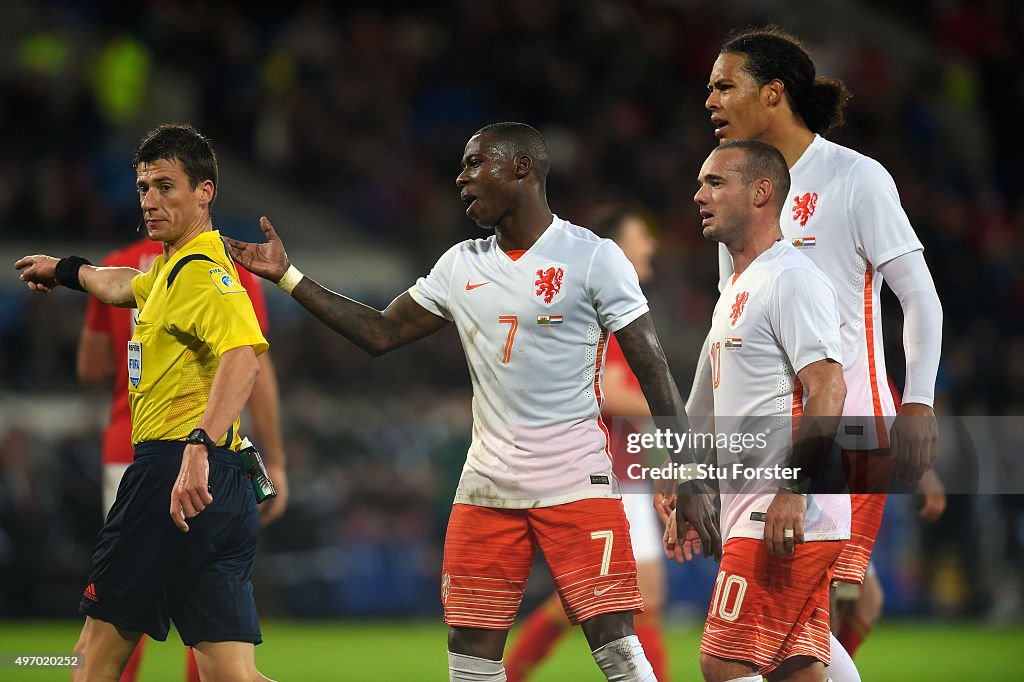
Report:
80,441,261,646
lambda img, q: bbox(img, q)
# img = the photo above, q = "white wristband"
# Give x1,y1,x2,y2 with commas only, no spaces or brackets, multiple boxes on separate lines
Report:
276,264,304,295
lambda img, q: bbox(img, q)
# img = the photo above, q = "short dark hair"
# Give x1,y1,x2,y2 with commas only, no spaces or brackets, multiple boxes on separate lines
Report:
474,122,550,182
133,123,218,204
715,139,791,213
721,26,852,136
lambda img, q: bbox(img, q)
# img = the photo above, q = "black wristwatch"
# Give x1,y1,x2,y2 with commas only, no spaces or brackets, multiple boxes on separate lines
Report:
185,428,217,453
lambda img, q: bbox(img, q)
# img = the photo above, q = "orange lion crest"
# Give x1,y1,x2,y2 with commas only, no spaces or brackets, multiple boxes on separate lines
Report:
535,266,565,305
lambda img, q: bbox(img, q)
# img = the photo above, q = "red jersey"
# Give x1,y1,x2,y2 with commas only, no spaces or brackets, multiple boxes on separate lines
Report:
83,238,270,464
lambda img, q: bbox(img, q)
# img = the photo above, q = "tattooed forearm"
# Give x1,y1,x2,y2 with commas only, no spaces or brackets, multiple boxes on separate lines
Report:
614,313,701,466
615,314,687,418
291,278,448,356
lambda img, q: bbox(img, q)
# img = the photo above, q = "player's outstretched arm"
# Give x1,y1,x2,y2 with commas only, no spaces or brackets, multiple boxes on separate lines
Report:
616,313,722,561
223,217,292,284
15,255,138,306
225,217,449,356
291,288,448,357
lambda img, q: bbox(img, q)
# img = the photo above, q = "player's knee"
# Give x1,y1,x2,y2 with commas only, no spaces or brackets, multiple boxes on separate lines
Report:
193,661,262,682
767,655,827,681
700,653,760,682
73,618,140,681
70,629,89,682
72,624,89,658
861,590,883,624
448,626,508,661
193,642,264,682
579,610,634,650
699,653,722,681
857,575,884,623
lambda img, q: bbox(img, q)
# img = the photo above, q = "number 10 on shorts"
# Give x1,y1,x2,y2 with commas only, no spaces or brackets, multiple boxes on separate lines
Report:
710,571,748,621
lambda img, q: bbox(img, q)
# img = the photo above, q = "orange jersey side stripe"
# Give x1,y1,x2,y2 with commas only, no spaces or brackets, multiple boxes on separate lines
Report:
791,375,804,445
862,263,889,448
594,328,611,459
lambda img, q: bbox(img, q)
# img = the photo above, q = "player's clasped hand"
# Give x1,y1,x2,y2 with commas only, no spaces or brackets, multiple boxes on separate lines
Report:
764,490,806,557
170,443,214,533
674,483,722,562
663,512,704,563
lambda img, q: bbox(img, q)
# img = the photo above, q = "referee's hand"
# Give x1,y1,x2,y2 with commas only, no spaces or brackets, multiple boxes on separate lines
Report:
14,255,60,292
171,444,214,532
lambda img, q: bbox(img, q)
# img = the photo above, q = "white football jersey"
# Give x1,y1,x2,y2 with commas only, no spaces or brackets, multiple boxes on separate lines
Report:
409,215,649,508
719,135,924,449
709,240,849,543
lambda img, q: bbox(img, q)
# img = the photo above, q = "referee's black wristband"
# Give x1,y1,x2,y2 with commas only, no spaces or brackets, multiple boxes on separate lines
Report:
55,256,92,291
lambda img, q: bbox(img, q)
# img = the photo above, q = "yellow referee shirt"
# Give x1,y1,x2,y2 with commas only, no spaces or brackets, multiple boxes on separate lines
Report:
128,230,268,449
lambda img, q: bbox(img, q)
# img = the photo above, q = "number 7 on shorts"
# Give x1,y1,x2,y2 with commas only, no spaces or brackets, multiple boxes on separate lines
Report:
590,530,614,576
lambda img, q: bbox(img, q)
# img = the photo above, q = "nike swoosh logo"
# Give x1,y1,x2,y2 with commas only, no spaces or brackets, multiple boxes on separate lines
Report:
593,581,621,597
465,280,491,290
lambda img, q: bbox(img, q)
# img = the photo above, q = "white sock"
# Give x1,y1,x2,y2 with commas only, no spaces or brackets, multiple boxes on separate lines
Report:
448,651,506,682
825,632,861,682
591,635,657,681
723,676,761,682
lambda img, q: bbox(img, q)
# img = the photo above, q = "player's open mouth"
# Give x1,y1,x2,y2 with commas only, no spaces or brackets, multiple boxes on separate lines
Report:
711,117,728,136
700,210,714,226
461,192,477,210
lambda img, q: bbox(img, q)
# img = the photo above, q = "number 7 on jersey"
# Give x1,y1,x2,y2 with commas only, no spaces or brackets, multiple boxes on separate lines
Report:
498,315,518,364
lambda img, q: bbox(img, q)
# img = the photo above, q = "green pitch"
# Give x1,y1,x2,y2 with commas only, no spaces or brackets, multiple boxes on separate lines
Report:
0,619,1019,680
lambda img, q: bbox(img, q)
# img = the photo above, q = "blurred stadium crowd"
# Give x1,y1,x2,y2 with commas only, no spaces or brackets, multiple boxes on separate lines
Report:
0,0,1021,624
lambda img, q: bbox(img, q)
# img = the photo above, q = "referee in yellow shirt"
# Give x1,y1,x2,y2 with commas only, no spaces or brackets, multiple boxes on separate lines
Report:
16,124,275,682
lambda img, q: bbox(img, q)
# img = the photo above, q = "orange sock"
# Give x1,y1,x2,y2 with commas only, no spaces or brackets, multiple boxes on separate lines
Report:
119,636,145,682
635,617,669,682
185,646,201,682
505,608,568,682
837,612,872,659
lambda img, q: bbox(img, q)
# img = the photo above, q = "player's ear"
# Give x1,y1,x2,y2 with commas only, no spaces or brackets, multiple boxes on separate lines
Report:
764,80,785,108
198,179,215,208
753,177,773,208
514,154,533,179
